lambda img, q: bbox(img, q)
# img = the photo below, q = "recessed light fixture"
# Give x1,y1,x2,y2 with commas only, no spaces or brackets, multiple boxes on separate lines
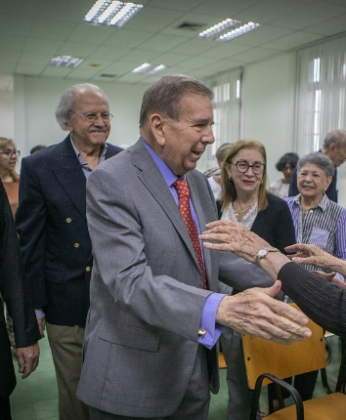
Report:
131,63,166,75
49,56,84,68
199,18,261,41
84,1,143,27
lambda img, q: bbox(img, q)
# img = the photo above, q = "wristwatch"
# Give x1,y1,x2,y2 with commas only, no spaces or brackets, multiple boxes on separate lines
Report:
255,247,279,266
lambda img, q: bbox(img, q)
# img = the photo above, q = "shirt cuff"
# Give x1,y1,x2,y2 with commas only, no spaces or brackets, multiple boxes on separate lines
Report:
35,308,45,319
198,293,226,349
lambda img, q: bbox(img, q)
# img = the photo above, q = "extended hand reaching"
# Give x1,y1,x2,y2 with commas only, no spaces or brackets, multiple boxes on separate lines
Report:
215,280,311,344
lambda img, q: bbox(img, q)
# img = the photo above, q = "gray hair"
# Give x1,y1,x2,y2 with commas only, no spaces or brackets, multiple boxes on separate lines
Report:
297,152,335,178
323,129,346,148
139,74,213,125
55,83,109,130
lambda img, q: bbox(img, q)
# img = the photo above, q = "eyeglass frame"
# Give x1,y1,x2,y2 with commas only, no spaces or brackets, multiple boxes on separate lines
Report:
71,111,113,124
227,160,266,175
0,148,21,158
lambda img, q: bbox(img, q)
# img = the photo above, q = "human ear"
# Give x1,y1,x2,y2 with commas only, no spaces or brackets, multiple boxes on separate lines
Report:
149,114,166,146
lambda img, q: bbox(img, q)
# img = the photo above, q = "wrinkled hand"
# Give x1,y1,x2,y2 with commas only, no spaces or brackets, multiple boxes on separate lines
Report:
37,316,46,338
199,220,270,263
216,281,311,344
285,243,329,266
16,343,40,379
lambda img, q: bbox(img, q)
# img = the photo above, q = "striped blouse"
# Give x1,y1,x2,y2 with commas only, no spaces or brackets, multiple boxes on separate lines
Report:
285,194,346,272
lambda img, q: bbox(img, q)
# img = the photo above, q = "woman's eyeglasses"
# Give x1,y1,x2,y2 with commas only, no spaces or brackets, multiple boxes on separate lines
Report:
0,149,20,157
228,161,265,175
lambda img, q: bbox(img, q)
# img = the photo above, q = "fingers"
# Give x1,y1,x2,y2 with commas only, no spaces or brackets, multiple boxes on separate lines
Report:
37,317,46,338
16,343,40,379
262,280,282,298
216,290,311,345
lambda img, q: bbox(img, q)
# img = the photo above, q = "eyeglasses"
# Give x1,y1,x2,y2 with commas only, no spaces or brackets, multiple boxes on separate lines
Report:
0,149,20,158
229,160,265,175
73,111,113,123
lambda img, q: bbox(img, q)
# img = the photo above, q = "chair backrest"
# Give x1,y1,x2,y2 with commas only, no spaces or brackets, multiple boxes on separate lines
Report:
242,304,327,390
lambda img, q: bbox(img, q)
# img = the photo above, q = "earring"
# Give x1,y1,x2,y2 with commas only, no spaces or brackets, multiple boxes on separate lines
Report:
229,176,232,181
261,179,263,184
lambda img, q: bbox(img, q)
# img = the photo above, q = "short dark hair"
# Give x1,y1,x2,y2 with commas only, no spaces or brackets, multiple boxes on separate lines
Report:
30,144,46,154
139,74,213,125
275,152,299,171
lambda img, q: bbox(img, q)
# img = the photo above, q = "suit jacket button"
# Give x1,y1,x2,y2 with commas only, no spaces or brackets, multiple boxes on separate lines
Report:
66,218,72,223
85,266,91,272
74,243,80,248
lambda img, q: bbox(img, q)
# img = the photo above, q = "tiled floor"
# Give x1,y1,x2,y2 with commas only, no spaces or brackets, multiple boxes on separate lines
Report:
10,335,342,420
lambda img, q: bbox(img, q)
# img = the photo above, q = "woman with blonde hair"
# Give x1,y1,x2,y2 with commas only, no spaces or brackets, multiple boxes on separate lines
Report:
218,139,295,420
0,137,21,350
0,137,20,216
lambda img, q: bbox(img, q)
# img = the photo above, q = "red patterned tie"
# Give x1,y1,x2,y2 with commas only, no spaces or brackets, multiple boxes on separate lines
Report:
173,179,207,289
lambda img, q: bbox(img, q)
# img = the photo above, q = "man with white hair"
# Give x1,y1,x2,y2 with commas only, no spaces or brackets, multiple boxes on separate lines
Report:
16,83,122,420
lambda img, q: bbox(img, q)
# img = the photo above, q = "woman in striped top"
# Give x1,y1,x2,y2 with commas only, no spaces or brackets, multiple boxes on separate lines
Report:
285,151,346,400
285,152,346,270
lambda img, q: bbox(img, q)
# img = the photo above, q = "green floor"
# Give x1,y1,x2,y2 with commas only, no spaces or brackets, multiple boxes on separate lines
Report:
10,335,342,420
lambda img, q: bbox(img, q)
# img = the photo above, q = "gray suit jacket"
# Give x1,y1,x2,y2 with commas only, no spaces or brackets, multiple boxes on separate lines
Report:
77,139,273,417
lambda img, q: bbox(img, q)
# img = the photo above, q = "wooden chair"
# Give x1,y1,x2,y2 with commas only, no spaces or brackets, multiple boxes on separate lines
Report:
242,304,346,419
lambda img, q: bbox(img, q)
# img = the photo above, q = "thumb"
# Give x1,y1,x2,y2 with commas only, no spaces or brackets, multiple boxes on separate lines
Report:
264,280,282,297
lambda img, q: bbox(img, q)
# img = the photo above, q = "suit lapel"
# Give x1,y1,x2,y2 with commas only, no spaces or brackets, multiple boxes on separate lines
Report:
130,140,209,279
51,136,87,219
186,173,214,289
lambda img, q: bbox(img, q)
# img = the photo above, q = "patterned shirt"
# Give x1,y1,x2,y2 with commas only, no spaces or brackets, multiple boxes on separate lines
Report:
285,194,346,272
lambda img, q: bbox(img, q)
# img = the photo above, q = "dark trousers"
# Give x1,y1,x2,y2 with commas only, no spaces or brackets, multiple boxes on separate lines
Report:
0,397,12,420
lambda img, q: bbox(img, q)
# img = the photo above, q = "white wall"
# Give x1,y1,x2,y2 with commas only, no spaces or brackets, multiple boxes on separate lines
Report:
13,75,148,157
197,52,297,178
241,52,296,186
0,90,14,138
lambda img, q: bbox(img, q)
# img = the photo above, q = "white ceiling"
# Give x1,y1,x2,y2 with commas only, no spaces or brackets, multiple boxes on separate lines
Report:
1,0,346,89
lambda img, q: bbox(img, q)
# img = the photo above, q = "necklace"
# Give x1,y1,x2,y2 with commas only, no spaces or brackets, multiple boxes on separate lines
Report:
232,198,258,217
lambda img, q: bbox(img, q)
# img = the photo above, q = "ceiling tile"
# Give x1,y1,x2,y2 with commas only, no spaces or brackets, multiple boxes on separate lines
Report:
87,46,131,61
0,15,35,37
69,24,115,45
0,0,42,17
264,31,324,50
104,29,154,48
23,39,64,55
139,34,187,52
273,0,346,30
30,18,81,41
15,63,44,76
124,6,185,32
57,42,97,57
147,0,202,12
120,49,162,65
305,14,346,37
194,0,260,17
200,43,253,59
232,46,282,63
169,38,216,55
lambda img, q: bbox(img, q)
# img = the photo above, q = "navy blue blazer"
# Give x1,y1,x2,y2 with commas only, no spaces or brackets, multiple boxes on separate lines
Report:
16,136,123,326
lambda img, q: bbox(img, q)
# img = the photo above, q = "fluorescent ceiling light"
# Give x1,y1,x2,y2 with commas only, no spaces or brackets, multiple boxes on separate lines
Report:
132,63,166,75
84,1,143,27
49,56,84,68
199,18,261,41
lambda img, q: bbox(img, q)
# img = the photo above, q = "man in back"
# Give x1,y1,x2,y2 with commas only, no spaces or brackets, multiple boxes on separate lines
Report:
77,75,310,420
16,83,122,420
288,129,346,201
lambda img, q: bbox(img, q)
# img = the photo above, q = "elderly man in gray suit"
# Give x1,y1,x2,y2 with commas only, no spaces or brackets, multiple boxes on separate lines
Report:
77,75,311,420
